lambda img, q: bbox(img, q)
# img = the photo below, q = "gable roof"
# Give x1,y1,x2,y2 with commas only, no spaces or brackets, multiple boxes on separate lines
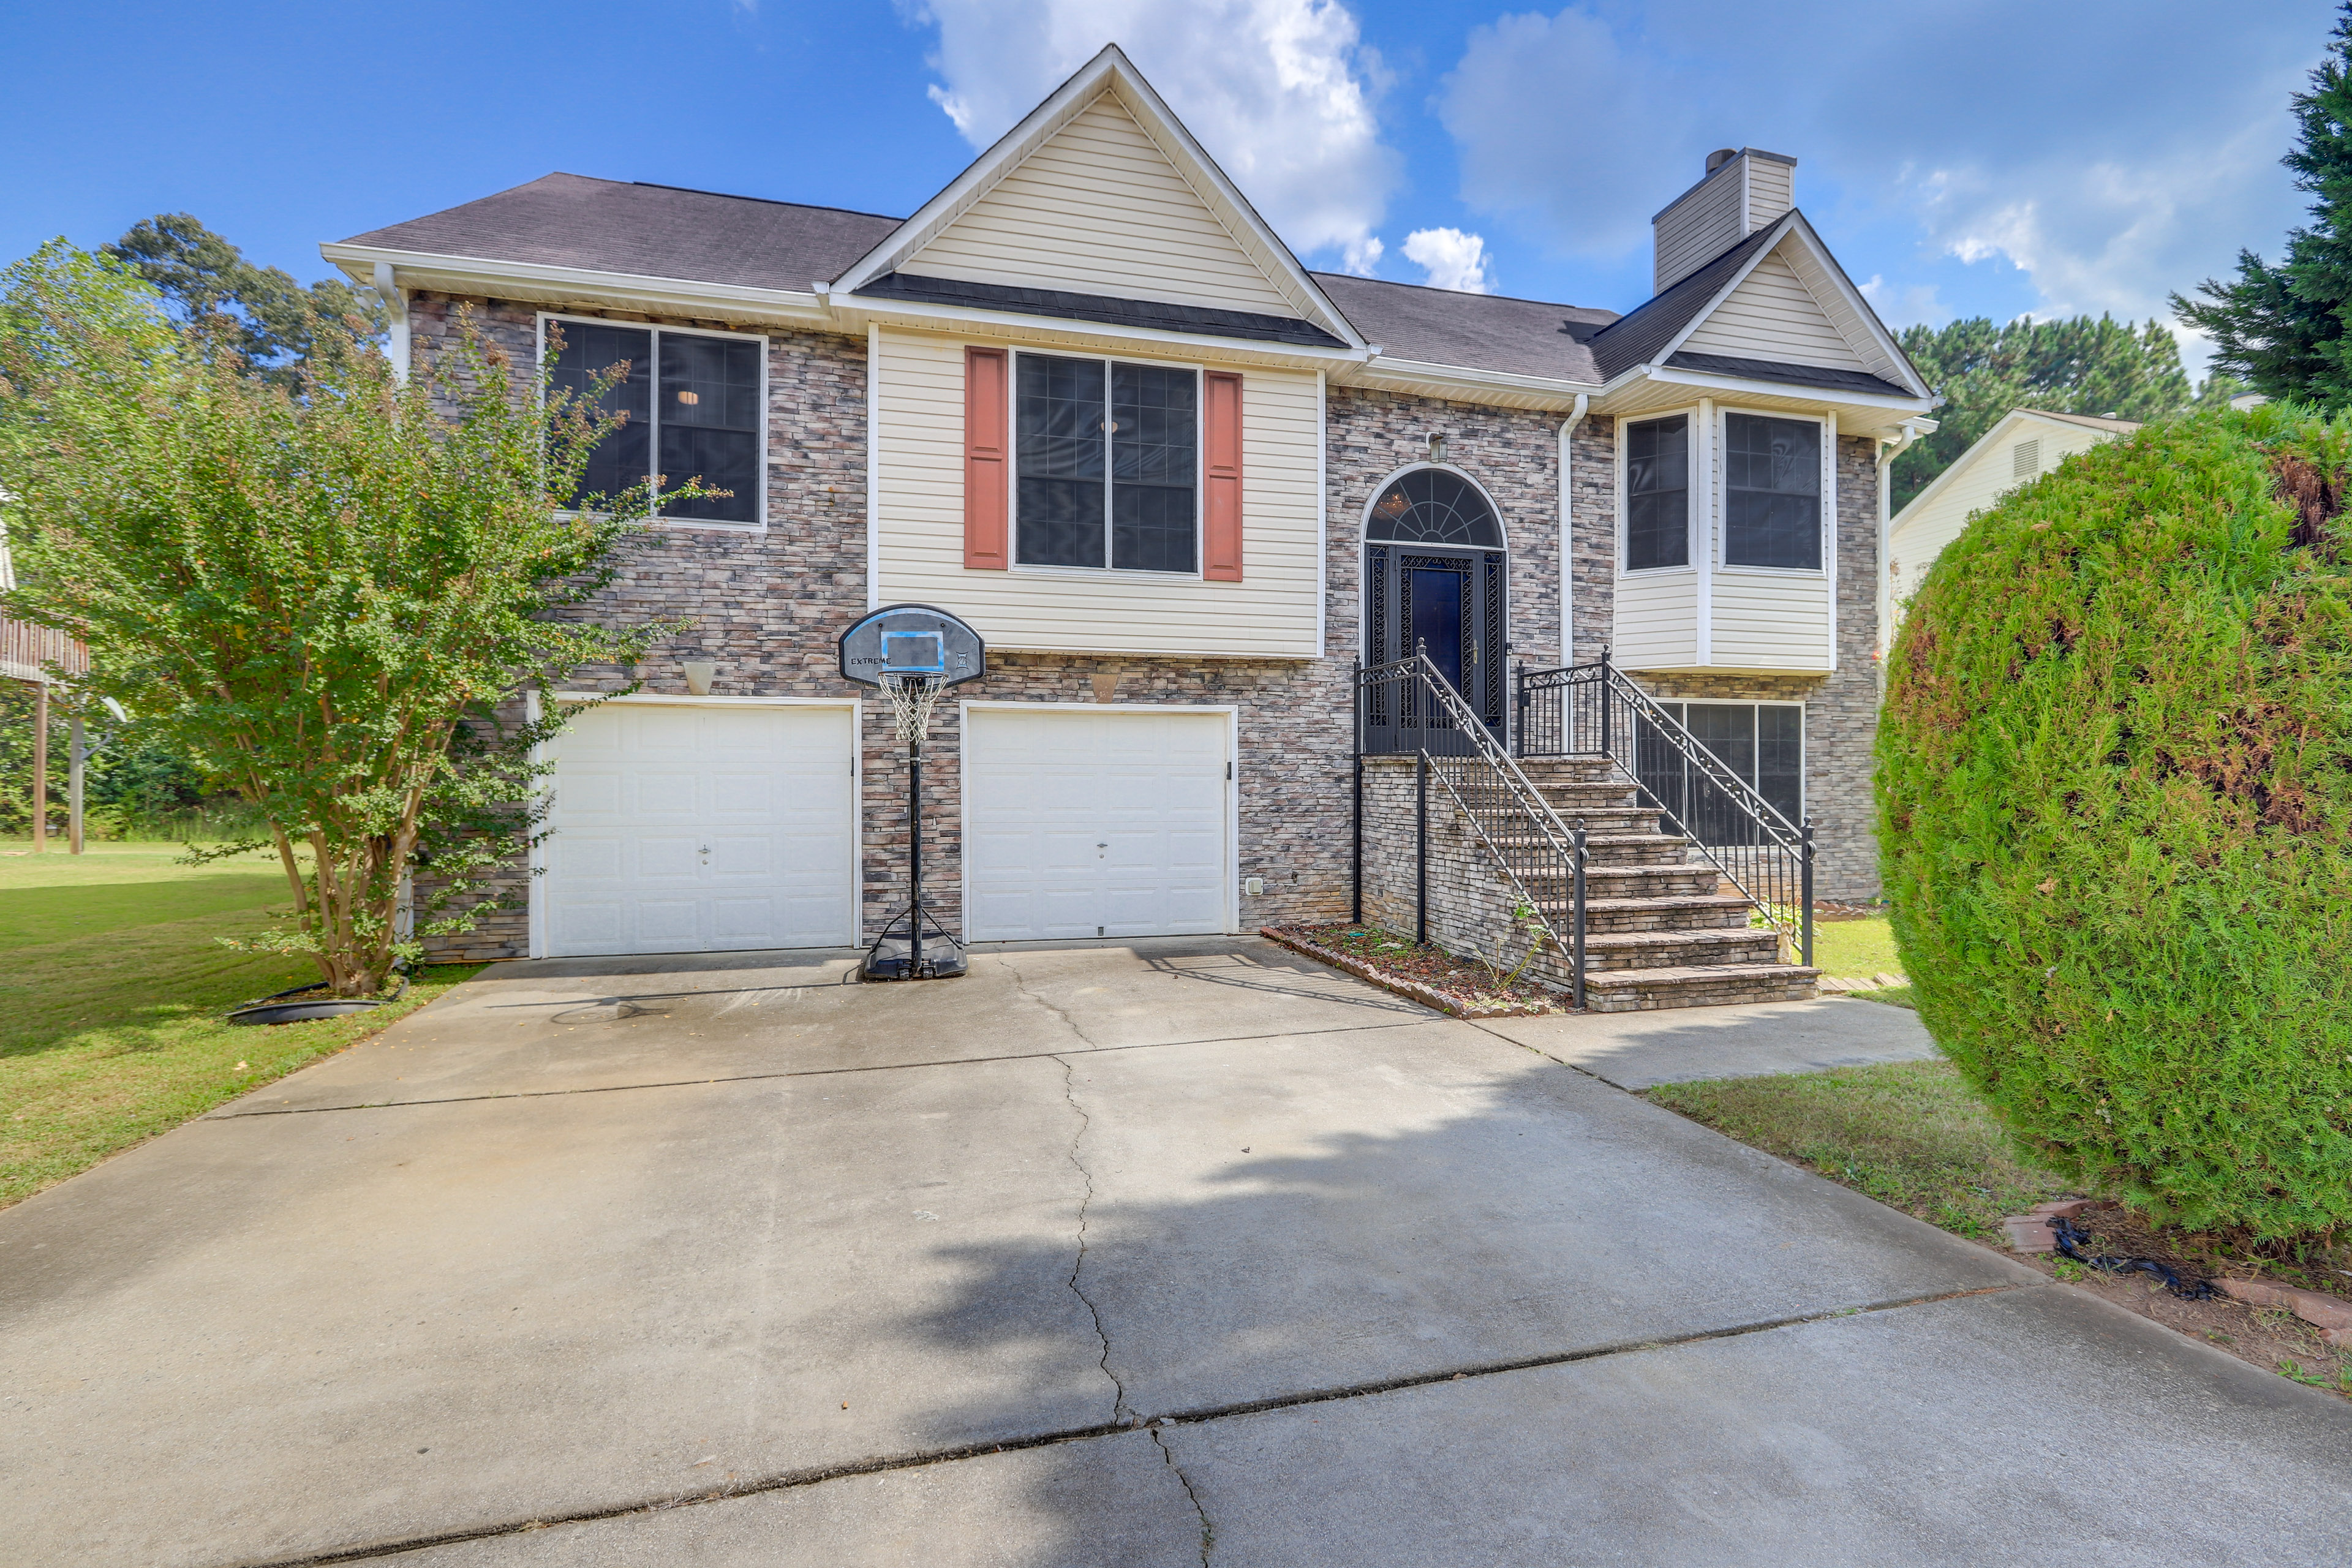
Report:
339,172,901,293
1309,274,1614,381
2022,408,2141,434
1590,224,1781,380
827,45,1365,349
1891,407,2140,531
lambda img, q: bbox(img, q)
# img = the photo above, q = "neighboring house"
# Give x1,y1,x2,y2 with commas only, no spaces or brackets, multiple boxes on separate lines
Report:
1885,409,2138,637
322,45,1935,992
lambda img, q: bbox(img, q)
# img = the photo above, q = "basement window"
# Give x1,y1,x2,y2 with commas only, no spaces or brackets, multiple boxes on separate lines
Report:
1634,701,1804,843
545,318,766,526
1015,352,1199,573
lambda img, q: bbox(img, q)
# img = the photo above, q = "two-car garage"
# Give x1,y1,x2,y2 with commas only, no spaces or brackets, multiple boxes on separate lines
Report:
538,699,1233,958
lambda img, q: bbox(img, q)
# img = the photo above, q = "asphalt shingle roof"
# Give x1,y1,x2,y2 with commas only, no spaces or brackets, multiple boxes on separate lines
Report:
1588,224,1782,381
341,173,903,293
1307,273,1615,382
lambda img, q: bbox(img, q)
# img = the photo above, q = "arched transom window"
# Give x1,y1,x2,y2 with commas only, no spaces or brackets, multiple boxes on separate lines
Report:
1366,467,1504,549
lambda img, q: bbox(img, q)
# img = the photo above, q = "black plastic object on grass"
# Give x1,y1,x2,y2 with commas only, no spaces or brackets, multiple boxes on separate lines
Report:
227,970,410,1027
2049,1216,2218,1300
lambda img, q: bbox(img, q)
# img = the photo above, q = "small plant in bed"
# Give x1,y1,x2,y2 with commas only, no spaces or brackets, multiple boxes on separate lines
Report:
1282,924,1563,1015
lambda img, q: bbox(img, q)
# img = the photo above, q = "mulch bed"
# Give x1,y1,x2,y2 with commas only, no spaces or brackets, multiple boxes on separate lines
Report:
1994,1200,2351,1396
1262,924,1565,1019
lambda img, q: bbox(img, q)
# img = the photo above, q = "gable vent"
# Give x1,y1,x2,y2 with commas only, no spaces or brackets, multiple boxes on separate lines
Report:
1653,147,1799,293
2012,439,2041,479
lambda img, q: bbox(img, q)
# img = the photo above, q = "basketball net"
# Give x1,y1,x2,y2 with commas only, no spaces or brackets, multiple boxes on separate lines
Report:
881,670,946,745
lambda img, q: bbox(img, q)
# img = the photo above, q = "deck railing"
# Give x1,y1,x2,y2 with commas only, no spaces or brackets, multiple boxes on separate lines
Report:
1,620,88,683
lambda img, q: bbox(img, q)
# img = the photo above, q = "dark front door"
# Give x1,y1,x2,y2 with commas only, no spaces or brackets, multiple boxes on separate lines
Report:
1363,543,1506,753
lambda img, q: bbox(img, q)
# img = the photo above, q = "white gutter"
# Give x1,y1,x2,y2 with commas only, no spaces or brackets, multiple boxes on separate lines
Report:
1559,393,1588,668
372,262,410,382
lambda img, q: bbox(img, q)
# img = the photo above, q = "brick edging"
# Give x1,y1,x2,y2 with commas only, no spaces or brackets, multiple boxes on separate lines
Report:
1258,926,1561,1019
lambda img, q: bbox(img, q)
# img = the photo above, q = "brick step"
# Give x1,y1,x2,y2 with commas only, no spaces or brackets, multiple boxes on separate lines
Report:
1485,831,1694,867
1579,926,1783,970
1530,894,1757,934
1485,804,1665,834
1559,865,1722,898
1580,962,1820,1012
1526,778,1643,805
1513,758,1618,784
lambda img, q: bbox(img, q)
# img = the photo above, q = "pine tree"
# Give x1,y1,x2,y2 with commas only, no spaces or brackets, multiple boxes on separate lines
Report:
2173,2,2352,405
104,214,385,388
1891,315,2190,510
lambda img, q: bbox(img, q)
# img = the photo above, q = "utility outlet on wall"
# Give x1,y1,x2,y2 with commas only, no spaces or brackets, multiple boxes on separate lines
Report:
1245,876,1264,897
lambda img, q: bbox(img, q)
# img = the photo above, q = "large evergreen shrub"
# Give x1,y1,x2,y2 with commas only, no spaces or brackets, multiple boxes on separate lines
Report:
1879,405,2352,1240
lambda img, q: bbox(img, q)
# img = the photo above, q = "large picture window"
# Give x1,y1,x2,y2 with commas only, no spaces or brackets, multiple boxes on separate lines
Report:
1634,701,1803,845
1723,412,1822,570
1623,414,1690,571
548,320,764,526
1016,352,1198,572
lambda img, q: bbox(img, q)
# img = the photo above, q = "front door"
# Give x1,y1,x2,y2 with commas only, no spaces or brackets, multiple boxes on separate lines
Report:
1364,543,1506,750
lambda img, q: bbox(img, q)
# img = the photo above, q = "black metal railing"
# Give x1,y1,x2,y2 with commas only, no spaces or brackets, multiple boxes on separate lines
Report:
1513,649,1814,967
1354,647,1591,1008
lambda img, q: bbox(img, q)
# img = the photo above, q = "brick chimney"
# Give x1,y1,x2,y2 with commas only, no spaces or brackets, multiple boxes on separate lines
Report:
1653,148,1797,294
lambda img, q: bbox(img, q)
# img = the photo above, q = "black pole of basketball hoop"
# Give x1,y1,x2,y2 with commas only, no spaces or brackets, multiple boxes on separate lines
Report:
907,723,924,977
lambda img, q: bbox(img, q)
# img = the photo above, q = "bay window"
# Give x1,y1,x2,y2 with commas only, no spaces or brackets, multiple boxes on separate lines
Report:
1723,412,1822,569
1623,413,1690,571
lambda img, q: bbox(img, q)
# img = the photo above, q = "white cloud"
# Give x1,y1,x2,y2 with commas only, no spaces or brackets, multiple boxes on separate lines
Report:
1341,234,1384,276
1432,0,2329,368
1402,228,1491,293
900,0,1400,263
1858,274,1945,328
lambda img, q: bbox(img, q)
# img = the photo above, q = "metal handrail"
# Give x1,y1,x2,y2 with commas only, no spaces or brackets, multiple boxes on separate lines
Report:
1515,650,1814,967
1357,647,1591,1008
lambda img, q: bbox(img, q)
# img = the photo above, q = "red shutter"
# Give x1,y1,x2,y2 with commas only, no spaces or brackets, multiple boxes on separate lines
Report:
963,347,1009,570
1202,370,1243,581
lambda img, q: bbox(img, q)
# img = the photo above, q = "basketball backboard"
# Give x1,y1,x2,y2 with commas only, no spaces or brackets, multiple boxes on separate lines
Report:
838,604,986,688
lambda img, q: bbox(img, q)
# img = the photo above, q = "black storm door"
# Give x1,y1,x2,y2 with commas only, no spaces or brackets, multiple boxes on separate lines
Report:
1363,543,1506,753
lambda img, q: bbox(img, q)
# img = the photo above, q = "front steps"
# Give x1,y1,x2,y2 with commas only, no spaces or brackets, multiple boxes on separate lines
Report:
1508,758,1818,1012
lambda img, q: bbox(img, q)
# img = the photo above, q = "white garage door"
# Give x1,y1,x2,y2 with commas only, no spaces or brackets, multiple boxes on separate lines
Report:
965,708,1230,941
543,703,856,957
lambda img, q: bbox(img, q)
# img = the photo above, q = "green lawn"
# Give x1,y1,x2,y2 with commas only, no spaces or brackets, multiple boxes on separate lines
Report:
0,841,479,1208
1807,914,1915,1008
1648,1058,2073,1239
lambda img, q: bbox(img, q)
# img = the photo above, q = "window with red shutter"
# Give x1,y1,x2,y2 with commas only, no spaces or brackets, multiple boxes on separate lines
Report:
1202,370,1243,581
963,347,1009,570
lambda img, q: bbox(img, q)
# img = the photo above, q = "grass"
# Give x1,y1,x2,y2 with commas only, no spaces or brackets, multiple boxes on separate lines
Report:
1646,1057,2073,1239
1806,913,1916,1008
0,840,480,1209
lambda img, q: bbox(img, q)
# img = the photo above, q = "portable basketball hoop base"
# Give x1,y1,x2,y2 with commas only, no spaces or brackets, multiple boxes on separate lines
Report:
837,605,987,982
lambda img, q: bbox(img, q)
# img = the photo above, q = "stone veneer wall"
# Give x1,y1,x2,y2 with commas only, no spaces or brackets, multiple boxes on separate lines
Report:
1583,432,1883,903
407,293,1362,957
1355,756,1576,996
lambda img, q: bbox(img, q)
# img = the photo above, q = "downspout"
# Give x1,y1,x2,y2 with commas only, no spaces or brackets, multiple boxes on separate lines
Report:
1875,422,1923,664
1559,393,1588,668
372,262,410,383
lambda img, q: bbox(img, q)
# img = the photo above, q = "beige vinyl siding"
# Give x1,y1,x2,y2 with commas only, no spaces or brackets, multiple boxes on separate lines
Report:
1681,252,1866,369
905,96,1300,318
1611,570,1702,671
1888,420,2111,619
1774,242,1912,390
1745,159,1794,229
1654,168,1747,293
872,327,1321,657
1709,571,1833,671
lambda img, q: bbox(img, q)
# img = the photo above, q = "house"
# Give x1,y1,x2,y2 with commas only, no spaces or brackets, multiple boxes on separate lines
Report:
1885,409,2138,637
322,46,1936,1004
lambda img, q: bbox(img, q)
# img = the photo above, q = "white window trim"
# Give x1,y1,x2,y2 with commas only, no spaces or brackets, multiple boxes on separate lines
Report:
1714,404,1834,578
1615,407,1702,576
957,701,1240,941
1648,695,1807,824
538,312,771,534
526,692,864,960
1007,347,1207,581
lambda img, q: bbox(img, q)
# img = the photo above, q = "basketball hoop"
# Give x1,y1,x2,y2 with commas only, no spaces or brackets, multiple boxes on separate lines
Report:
881,669,946,744
837,605,988,982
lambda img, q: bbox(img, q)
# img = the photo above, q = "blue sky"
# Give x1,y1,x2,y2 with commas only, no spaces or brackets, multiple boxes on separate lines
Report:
2,1,2335,380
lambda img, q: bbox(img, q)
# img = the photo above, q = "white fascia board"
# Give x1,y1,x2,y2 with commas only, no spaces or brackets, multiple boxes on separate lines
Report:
1610,362,1936,429
320,243,832,326
839,294,1370,371
824,45,1366,352
1341,355,1602,409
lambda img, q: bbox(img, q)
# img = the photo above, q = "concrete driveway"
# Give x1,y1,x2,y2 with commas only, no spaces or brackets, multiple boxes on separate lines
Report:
4,937,2348,1567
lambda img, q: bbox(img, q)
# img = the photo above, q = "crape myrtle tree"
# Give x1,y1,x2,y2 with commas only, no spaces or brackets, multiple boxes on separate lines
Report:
0,242,685,995
1878,404,2352,1242
2175,2,2352,406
